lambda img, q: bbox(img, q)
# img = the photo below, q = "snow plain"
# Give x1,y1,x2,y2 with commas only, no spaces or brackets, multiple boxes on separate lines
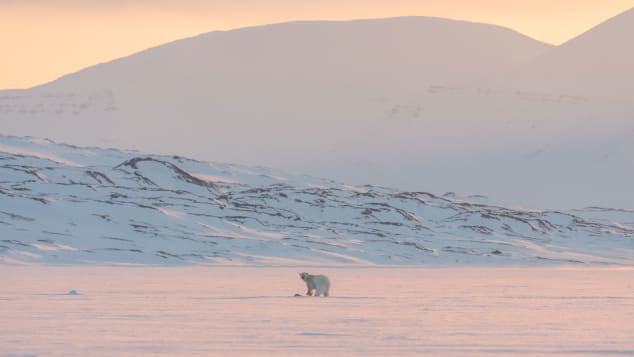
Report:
1,267,633,356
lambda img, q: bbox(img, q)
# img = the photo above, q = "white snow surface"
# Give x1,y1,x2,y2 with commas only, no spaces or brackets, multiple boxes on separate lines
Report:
0,135,632,266
1,267,633,356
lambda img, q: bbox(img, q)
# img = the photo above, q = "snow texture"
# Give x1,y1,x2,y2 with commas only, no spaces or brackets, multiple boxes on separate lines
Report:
0,135,632,266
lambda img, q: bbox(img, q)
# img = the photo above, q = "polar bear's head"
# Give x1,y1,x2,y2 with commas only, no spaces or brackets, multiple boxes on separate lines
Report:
299,272,310,281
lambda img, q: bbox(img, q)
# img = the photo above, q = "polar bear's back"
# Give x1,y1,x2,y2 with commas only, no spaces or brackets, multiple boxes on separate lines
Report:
312,274,330,287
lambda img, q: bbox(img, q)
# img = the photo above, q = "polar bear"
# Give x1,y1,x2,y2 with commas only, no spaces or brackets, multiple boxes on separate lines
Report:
299,272,330,297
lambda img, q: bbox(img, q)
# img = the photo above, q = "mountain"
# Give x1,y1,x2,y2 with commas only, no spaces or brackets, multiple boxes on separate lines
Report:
1,15,633,209
513,7,634,98
1,135,632,266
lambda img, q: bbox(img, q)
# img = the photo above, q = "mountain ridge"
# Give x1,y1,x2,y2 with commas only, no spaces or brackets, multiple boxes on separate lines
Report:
25,16,550,91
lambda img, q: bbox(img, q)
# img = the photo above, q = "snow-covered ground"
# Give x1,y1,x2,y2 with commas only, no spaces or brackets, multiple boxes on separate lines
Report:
1,266,632,356
1,135,633,266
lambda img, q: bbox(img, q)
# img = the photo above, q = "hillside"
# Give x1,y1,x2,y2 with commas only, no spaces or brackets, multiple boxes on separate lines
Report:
1,15,633,208
513,7,634,98
1,135,632,265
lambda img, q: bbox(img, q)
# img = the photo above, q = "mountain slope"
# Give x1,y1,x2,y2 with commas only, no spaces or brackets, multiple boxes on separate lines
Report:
42,17,550,90
0,18,550,156
0,18,556,196
1,135,632,266
1,15,633,208
514,7,634,98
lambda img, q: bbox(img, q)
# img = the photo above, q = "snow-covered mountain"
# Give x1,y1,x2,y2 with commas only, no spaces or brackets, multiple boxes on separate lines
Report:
512,7,634,99
0,17,559,203
1,135,632,266
0,13,633,209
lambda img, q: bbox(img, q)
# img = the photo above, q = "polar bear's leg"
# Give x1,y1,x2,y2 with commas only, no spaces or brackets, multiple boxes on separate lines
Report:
316,286,328,296
306,280,316,296
323,289,329,297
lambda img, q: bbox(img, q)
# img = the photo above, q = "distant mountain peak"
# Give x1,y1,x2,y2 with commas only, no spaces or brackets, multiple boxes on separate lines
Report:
515,7,634,97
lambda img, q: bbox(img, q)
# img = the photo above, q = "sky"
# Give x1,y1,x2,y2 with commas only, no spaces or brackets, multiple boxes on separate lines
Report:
1,0,633,89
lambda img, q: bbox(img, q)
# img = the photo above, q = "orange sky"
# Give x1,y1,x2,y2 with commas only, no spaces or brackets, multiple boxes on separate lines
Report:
1,0,633,89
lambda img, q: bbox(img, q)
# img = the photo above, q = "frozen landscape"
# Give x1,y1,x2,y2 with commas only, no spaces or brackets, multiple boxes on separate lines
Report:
2,4,634,356
1,135,633,266
1,11,633,208
1,267,633,356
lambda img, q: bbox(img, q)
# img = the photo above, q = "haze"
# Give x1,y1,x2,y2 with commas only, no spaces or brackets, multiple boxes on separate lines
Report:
1,0,633,89
2,3,634,355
